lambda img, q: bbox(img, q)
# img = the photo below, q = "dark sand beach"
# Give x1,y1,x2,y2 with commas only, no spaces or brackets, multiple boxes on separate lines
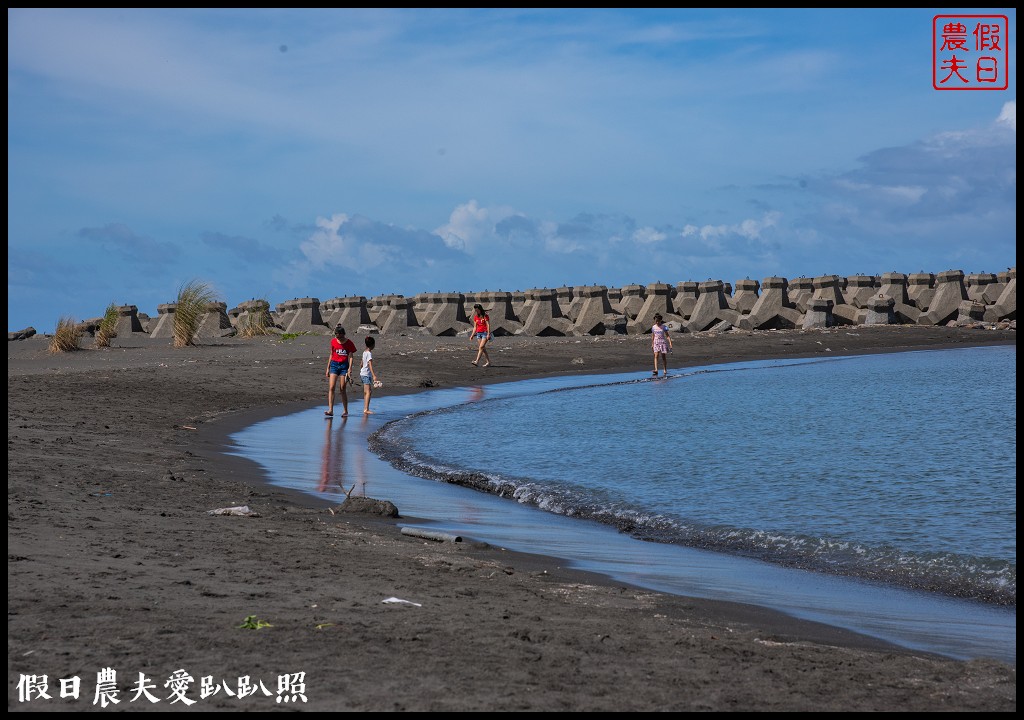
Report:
8,325,1016,711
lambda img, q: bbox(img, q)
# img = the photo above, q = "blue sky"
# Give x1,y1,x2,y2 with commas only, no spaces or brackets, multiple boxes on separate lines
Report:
7,8,1017,332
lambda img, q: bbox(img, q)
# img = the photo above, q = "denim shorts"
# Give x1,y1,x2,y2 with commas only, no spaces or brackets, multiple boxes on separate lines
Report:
360,373,372,385
329,360,349,375
474,331,489,339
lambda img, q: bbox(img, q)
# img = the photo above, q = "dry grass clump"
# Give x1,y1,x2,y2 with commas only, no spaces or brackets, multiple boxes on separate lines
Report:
94,303,119,348
237,299,275,339
48,316,82,354
173,279,218,348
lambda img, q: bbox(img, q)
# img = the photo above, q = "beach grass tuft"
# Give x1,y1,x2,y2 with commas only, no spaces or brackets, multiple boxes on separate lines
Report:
173,279,218,348
48,316,82,354
237,299,274,339
94,303,119,348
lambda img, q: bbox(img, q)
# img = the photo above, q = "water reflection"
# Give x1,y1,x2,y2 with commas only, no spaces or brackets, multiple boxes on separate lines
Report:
316,416,367,498
467,385,486,403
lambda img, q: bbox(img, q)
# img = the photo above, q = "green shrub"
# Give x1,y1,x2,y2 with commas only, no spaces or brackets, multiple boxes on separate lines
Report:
95,303,119,348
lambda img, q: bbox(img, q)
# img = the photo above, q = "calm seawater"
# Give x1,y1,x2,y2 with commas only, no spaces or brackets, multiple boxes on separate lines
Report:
381,346,1016,606
227,345,1016,663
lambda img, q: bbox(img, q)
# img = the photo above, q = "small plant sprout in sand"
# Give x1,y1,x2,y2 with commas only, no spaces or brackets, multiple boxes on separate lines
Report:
172,279,219,348
94,302,119,348
48,316,82,354
238,615,273,630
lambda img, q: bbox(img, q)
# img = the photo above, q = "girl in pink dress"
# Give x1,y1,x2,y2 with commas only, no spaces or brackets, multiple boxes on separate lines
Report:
650,313,672,377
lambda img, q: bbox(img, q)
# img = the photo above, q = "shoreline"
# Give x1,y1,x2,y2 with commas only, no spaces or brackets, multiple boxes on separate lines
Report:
224,347,1015,663
207,396,915,658
8,326,1016,710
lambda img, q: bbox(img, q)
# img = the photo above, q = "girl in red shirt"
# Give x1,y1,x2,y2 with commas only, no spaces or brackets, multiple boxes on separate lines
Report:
470,304,491,368
325,325,357,417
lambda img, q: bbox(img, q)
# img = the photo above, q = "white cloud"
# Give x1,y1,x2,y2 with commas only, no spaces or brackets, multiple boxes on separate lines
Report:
298,214,362,271
284,202,795,297
540,221,585,254
790,107,1016,275
996,101,1015,131
680,211,780,247
631,227,667,244
879,186,926,203
737,211,781,239
834,181,926,204
434,200,518,252
295,211,461,278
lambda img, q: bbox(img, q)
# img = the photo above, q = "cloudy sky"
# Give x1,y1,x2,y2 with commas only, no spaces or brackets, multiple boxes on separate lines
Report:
7,8,1016,331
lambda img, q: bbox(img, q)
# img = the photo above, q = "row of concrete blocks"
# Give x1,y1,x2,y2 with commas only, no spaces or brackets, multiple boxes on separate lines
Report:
86,268,1016,339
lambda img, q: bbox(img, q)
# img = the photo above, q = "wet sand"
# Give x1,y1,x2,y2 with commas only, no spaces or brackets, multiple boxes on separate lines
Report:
7,325,1016,710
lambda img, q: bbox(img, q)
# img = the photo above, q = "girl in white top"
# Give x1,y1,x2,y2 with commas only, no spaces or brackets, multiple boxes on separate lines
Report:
650,313,672,378
359,336,380,414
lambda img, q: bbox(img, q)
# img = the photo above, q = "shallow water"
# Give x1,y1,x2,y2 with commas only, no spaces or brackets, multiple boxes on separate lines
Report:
226,347,1016,664
383,347,1016,606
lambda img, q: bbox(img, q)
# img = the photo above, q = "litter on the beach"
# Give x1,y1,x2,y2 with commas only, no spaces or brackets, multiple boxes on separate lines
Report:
207,505,260,517
382,597,422,607
400,526,462,543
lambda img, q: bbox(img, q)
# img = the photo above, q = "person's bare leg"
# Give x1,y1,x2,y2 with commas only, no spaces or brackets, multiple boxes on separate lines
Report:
326,374,337,415
482,341,491,367
473,338,485,365
339,378,349,417
363,383,374,414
